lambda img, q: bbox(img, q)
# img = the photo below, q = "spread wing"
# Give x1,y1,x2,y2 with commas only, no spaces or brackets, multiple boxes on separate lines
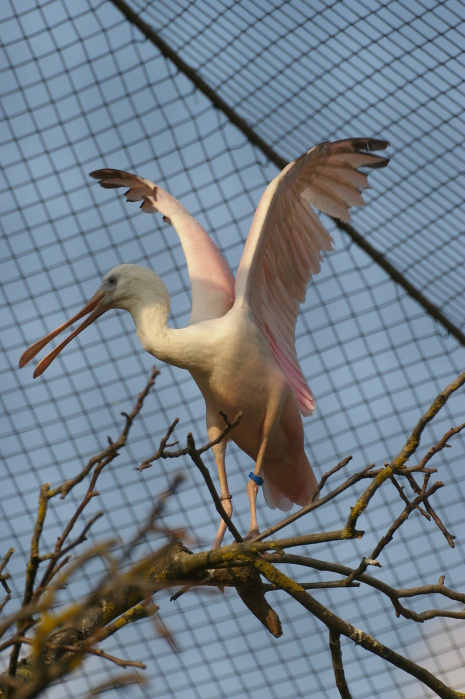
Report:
234,138,389,416
89,169,235,324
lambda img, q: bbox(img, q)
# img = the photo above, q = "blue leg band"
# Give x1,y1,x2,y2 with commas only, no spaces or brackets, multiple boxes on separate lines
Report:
248,472,264,486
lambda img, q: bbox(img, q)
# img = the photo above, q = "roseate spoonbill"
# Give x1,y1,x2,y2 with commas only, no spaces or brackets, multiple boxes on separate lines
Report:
20,138,389,547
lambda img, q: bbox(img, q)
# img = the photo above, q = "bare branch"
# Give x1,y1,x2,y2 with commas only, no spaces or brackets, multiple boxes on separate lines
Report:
243,554,463,699
254,462,373,541
35,368,159,601
83,672,146,698
16,637,146,670
329,630,353,699
416,421,465,471
344,371,465,538
312,455,354,501
3,369,464,698
389,475,431,520
53,366,159,498
404,471,456,548
140,412,244,544
185,431,243,544
343,481,444,586
262,580,360,591
138,418,180,471
0,549,14,596
145,410,243,461
265,553,465,623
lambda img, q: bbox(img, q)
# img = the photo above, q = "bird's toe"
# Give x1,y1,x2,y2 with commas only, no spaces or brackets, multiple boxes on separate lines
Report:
243,528,260,541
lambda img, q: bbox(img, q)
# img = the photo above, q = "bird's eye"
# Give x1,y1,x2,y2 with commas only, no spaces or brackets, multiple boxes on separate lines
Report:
107,275,117,285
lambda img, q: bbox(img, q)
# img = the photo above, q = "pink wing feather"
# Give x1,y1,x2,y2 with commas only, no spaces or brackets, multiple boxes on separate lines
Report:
89,169,235,324
234,138,389,416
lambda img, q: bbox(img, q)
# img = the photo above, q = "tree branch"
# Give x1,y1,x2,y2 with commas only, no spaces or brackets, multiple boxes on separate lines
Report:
243,554,464,699
344,371,465,538
139,412,244,544
329,630,353,699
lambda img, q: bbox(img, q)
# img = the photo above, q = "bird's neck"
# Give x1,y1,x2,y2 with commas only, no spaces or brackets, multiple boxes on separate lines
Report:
131,301,169,360
131,301,198,370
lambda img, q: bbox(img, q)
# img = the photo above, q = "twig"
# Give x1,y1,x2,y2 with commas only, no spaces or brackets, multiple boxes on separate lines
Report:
117,472,186,564
312,456,354,501
84,673,145,698
146,411,243,462
86,601,156,647
52,366,159,497
242,553,463,699
80,647,146,669
254,462,374,542
266,553,465,623
0,597,11,617
416,422,465,471
16,636,146,670
138,418,180,470
60,513,105,557
362,465,437,477
344,371,465,538
404,471,456,548
83,672,146,698
5,369,158,690
8,485,50,680
343,481,443,586
389,475,430,520
393,421,465,548
185,432,243,543
141,412,244,544
329,630,353,699
35,368,159,599
262,580,360,591
152,611,178,653
0,550,13,597
371,480,443,562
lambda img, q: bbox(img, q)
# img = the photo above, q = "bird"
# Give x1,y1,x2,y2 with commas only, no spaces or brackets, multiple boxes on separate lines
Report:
20,138,389,548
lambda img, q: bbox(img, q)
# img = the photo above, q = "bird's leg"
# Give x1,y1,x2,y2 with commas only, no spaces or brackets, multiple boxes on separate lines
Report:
246,438,268,539
208,423,233,550
246,387,286,540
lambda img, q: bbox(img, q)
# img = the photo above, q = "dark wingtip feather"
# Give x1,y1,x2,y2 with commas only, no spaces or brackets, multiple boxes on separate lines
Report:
89,169,133,188
351,138,390,152
311,138,389,167
89,168,116,179
351,138,390,168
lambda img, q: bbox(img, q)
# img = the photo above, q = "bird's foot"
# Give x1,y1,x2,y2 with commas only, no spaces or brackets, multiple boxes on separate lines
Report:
243,528,260,541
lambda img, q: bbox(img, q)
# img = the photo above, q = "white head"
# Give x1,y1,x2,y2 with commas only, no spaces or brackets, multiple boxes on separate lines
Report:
98,264,170,312
19,264,170,377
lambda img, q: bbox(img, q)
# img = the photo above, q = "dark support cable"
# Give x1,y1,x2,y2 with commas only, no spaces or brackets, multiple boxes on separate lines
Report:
338,220,465,346
109,0,286,167
108,0,465,348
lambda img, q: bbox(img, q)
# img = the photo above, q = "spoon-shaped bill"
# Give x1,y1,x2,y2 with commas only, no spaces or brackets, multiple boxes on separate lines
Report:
19,291,107,378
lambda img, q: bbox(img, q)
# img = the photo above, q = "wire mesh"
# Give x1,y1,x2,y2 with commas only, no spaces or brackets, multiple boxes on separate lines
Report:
1,1,465,697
